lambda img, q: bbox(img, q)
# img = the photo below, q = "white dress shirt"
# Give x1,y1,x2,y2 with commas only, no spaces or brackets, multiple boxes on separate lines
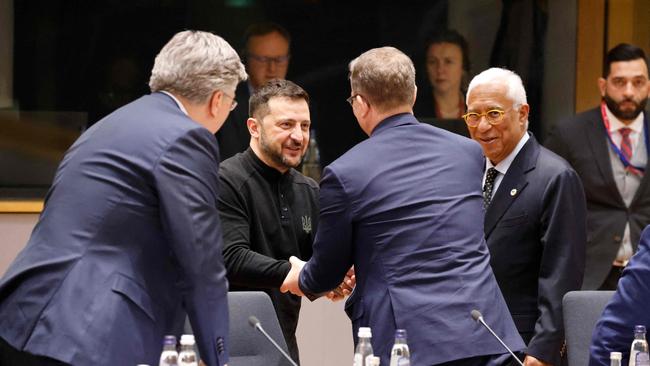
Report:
482,132,530,195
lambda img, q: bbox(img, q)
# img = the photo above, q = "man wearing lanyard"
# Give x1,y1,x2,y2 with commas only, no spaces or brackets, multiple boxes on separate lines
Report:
546,43,650,290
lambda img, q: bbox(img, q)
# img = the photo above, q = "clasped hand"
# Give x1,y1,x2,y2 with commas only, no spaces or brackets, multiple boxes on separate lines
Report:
280,256,355,302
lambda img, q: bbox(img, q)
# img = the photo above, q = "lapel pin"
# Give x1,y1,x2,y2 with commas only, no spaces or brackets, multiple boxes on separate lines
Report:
510,189,517,196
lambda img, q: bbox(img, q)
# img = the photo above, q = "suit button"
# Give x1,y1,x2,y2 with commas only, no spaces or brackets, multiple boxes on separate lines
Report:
216,337,224,354
614,235,622,242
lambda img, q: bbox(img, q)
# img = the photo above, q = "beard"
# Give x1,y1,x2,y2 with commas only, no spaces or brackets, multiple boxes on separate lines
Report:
603,94,648,121
259,129,304,170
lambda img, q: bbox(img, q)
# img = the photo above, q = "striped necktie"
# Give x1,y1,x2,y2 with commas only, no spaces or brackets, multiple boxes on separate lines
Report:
620,127,633,162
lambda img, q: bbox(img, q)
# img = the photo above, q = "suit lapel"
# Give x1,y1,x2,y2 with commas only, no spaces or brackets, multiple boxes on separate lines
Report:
631,123,650,206
484,136,537,238
584,111,625,203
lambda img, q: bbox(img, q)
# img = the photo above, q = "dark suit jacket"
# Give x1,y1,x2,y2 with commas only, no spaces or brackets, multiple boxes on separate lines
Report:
299,113,524,365
217,82,251,161
0,93,229,366
485,135,586,365
589,225,650,366
545,108,650,289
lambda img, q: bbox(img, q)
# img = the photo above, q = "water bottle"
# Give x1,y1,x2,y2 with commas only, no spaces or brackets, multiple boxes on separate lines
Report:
353,327,374,366
159,335,179,366
366,356,381,366
629,325,650,366
611,352,622,366
389,329,410,366
178,334,198,366
301,129,321,182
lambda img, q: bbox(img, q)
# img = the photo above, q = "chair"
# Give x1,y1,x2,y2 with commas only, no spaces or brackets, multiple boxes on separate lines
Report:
563,290,615,366
184,291,294,366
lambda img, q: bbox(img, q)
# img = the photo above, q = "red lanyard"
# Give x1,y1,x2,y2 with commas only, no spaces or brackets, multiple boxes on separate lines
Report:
600,101,647,174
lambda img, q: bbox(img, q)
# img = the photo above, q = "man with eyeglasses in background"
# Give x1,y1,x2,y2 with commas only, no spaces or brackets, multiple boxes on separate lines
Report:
217,22,292,161
546,43,650,291
465,68,586,366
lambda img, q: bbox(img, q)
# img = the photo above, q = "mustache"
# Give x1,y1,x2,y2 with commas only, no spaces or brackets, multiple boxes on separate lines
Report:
619,97,637,104
284,140,303,149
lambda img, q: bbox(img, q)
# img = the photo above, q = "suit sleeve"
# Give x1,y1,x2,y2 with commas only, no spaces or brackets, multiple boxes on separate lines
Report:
154,127,228,366
218,172,291,288
589,227,650,366
527,168,587,364
299,166,354,299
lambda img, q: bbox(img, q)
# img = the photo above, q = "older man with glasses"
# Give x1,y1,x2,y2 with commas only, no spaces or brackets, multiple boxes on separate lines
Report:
217,22,292,161
465,67,587,366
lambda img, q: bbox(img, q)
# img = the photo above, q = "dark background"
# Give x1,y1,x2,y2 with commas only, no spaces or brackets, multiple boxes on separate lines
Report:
6,0,550,195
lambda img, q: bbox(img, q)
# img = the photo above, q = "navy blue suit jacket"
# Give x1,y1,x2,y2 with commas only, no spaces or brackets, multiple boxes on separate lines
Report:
299,113,524,365
589,225,650,366
0,93,229,366
485,135,586,365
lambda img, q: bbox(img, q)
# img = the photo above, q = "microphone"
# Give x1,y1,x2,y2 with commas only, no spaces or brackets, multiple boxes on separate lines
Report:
248,316,298,366
471,310,524,366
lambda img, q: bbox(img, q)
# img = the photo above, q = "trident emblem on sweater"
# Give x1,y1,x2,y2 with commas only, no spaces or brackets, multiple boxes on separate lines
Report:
301,216,312,233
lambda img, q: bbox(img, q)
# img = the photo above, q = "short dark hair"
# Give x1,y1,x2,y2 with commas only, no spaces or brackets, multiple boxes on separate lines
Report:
603,43,648,77
243,22,291,54
424,29,471,74
249,79,309,119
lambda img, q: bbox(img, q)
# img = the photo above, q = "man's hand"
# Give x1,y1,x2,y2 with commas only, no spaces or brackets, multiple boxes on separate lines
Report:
524,355,552,366
326,266,356,302
280,256,305,296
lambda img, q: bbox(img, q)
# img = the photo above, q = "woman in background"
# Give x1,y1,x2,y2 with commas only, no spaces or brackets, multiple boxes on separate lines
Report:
414,29,471,137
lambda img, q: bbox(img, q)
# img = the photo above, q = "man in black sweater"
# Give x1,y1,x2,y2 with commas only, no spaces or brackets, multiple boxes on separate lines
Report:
218,79,330,363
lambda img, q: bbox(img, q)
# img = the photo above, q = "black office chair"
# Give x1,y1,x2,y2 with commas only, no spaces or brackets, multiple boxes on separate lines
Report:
184,291,294,366
563,290,615,366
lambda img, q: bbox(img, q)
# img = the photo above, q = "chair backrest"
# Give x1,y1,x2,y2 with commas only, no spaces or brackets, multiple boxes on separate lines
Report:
184,291,294,366
563,290,615,366
228,291,294,366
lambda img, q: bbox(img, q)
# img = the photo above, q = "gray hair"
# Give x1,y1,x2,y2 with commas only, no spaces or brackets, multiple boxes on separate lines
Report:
466,67,527,107
149,30,247,103
349,47,416,112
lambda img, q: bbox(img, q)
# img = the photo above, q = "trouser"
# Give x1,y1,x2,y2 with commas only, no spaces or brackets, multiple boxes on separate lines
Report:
599,265,624,290
0,337,69,366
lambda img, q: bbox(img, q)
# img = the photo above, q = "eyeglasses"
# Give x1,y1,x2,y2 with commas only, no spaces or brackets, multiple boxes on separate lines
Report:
347,94,369,107
462,108,512,127
223,91,238,111
346,94,360,106
247,53,290,66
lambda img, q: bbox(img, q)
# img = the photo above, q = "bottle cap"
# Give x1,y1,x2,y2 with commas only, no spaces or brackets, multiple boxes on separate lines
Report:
163,335,177,346
610,352,622,360
366,356,380,366
635,325,647,333
358,327,372,338
395,329,407,338
180,334,196,345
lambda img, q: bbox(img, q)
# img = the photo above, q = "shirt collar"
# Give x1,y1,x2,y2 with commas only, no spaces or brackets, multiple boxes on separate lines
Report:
160,91,189,116
485,132,530,175
605,104,644,134
244,148,290,182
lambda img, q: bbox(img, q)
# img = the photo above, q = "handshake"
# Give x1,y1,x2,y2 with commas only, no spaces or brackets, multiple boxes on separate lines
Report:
280,256,356,302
